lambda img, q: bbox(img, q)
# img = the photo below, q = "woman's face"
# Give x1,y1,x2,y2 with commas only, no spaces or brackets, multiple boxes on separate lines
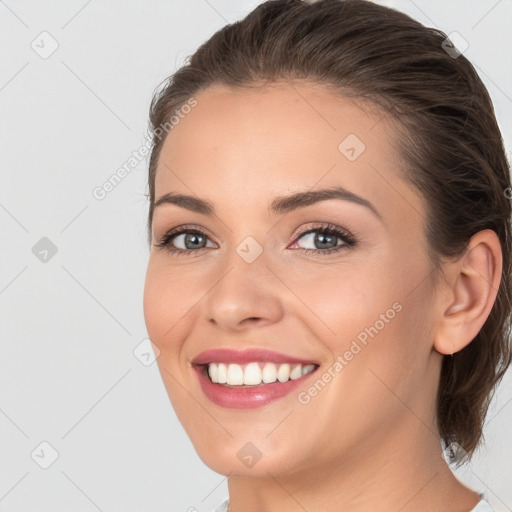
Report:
143,81,443,477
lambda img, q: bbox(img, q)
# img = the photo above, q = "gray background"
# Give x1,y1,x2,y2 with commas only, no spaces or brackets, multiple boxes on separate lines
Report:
0,0,511,510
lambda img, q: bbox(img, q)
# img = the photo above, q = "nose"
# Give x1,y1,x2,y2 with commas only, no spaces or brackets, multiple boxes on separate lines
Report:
203,260,285,333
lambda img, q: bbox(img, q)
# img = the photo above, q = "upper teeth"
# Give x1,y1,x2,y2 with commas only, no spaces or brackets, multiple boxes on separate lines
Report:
207,362,316,386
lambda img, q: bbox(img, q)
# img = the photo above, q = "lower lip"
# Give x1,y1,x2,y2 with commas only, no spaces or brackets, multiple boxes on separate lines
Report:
194,365,318,409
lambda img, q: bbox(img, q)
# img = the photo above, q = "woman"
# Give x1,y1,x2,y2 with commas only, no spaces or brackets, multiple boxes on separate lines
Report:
142,0,511,510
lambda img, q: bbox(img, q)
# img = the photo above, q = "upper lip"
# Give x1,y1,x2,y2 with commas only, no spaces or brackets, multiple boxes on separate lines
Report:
191,348,319,366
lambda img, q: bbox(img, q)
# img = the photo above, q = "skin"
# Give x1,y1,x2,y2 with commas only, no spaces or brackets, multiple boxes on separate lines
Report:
143,81,502,512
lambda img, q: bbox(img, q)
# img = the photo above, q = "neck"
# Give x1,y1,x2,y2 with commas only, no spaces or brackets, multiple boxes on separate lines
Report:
226,416,481,512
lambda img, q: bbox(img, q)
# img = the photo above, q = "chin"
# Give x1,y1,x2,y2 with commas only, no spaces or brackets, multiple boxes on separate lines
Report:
190,434,309,478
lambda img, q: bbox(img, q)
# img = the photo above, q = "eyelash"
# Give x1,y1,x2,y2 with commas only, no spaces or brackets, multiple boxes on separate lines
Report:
154,223,358,257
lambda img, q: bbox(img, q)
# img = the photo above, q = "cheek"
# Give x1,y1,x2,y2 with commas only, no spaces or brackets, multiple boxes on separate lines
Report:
143,259,183,349
285,257,397,349
143,261,192,405
325,253,437,407
297,246,432,376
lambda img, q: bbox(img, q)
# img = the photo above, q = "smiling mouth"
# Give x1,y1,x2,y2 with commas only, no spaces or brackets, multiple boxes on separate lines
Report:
198,361,319,387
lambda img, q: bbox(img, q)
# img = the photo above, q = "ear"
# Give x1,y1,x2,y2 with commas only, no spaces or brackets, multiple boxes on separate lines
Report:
433,229,503,355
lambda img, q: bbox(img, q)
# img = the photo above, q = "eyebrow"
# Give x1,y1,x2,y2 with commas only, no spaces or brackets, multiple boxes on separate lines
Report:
153,185,382,220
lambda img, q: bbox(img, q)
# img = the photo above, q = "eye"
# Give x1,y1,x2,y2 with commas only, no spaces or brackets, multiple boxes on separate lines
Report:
289,223,357,255
154,224,216,256
154,222,357,256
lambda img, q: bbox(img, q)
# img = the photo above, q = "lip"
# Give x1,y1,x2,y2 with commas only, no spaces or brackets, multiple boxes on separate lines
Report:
191,348,319,366
190,348,320,409
193,364,319,409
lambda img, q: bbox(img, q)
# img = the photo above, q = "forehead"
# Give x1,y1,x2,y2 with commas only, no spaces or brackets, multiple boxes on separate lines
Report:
157,81,387,171
154,81,420,224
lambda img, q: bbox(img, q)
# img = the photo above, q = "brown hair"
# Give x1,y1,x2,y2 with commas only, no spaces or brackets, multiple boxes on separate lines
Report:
145,0,512,463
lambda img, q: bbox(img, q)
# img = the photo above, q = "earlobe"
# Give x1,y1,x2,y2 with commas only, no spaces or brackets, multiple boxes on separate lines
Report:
433,229,502,356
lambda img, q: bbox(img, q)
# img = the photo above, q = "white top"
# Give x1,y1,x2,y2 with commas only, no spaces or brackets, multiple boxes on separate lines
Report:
213,499,228,512
470,499,495,511
213,498,493,511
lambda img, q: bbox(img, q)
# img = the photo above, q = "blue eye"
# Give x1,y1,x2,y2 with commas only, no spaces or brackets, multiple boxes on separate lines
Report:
291,224,357,254
155,223,357,256
155,225,214,256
